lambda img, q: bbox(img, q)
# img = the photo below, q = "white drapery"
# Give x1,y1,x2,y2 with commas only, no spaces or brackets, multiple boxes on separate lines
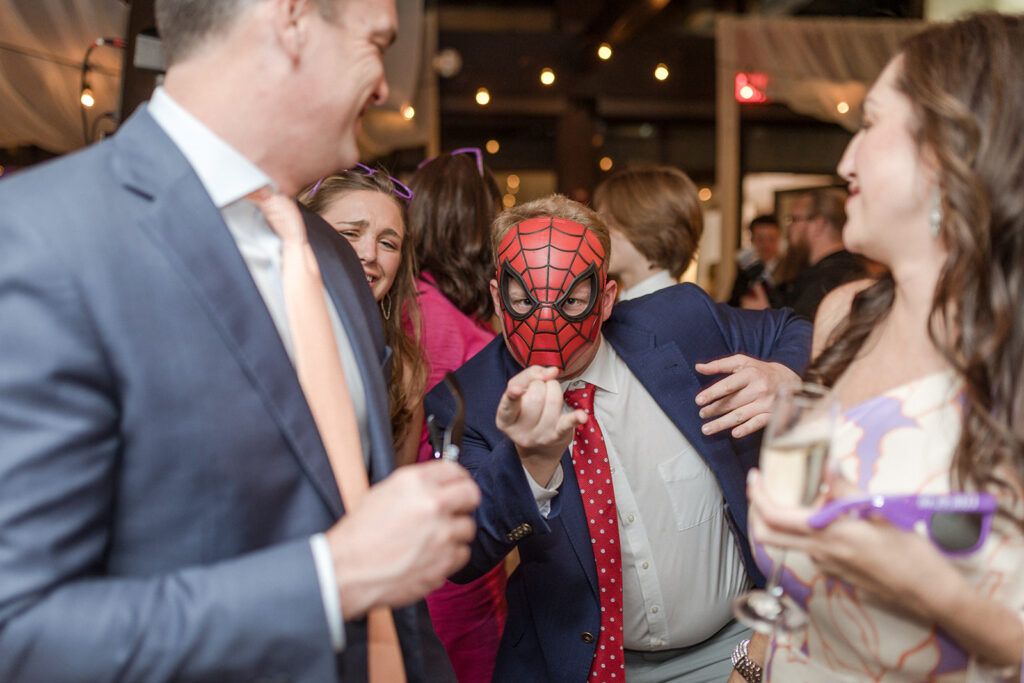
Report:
720,15,925,132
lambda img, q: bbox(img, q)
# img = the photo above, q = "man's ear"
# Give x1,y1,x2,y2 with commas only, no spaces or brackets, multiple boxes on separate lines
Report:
272,0,310,61
599,278,617,322
489,278,501,316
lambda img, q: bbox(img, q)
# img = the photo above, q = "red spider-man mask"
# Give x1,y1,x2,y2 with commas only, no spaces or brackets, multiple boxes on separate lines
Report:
496,216,608,371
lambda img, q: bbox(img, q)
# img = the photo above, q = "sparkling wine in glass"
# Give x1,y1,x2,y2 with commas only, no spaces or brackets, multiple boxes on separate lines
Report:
733,382,836,634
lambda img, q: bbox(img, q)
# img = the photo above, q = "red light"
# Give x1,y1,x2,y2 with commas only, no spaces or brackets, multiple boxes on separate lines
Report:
735,72,769,104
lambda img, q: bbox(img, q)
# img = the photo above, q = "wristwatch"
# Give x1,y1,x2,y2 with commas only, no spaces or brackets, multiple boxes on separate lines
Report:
731,638,763,683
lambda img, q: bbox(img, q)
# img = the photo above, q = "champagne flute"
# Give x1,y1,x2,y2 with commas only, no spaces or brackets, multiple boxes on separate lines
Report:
733,382,836,634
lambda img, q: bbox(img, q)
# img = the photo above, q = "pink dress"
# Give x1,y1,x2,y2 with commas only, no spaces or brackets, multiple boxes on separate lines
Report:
761,371,1024,682
407,273,507,682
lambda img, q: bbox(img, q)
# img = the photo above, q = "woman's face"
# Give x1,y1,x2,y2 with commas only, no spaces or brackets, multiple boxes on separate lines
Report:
320,189,405,302
837,56,938,267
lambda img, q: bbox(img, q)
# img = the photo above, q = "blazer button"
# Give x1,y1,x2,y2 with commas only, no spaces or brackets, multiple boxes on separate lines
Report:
581,632,595,643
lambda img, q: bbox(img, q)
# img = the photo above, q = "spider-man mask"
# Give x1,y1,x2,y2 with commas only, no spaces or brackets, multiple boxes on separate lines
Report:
496,216,607,371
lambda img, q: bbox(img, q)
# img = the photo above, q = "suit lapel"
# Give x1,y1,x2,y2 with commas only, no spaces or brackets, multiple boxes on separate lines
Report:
603,318,738,479
113,108,344,517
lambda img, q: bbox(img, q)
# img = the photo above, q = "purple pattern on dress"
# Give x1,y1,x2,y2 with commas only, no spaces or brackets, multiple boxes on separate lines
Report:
843,395,916,490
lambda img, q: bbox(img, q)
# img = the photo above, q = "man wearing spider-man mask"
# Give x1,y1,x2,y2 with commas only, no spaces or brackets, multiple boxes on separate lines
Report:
425,194,812,683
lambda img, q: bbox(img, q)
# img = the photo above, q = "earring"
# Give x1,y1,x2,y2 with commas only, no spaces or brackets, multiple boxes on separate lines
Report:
380,292,393,321
930,188,943,238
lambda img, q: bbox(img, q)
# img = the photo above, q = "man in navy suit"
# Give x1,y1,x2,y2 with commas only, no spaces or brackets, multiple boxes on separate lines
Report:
425,195,811,682
0,0,478,680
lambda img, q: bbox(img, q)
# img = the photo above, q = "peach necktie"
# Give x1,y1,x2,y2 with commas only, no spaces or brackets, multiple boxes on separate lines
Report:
251,190,406,683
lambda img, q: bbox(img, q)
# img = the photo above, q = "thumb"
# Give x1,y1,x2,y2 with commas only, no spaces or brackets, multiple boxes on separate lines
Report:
555,409,588,441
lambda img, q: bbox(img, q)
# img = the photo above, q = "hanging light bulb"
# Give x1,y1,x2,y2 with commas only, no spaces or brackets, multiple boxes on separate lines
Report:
475,88,491,106
597,43,613,60
80,86,95,108
654,63,669,81
540,68,555,86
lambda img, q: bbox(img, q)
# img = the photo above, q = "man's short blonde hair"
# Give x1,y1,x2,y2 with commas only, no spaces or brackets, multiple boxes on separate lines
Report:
491,194,611,267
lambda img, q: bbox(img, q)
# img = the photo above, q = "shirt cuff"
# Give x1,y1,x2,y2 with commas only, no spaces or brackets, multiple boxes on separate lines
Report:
524,463,563,518
310,533,345,652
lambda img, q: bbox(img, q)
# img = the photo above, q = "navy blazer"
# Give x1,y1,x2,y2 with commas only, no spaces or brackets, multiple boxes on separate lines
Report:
425,283,811,682
0,107,450,681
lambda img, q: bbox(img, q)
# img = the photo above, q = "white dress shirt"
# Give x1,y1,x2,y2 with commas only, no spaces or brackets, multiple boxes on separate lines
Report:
148,87,359,651
528,337,751,650
618,269,677,302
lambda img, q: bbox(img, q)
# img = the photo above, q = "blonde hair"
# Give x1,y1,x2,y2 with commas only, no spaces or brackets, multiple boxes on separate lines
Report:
491,194,611,266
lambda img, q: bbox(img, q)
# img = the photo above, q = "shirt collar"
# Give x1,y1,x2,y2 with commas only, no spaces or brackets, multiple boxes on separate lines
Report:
148,86,273,208
562,334,619,396
619,269,676,302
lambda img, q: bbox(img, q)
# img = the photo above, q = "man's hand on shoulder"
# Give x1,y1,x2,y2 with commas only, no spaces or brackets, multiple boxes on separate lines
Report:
694,354,800,438
495,365,587,486
326,460,480,618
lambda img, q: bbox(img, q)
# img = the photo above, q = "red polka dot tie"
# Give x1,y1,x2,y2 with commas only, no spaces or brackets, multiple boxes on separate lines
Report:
565,382,624,681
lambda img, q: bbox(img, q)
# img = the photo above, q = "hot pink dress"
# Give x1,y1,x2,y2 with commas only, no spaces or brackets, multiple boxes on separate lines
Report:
407,273,507,683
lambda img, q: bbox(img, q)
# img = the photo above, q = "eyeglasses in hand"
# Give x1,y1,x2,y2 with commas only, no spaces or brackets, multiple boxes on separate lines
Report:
426,372,465,462
808,491,997,556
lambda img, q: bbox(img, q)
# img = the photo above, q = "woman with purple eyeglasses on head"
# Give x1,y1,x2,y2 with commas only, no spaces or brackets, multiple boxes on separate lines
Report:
405,148,505,683
299,164,428,469
738,13,1024,683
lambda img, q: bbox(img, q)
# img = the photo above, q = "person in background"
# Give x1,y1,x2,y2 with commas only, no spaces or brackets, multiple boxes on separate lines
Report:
592,164,703,301
427,194,812,683
744,188,867,319
741,12,1024,682
729,214,782,307
299,166,427,467
405,147,506,682
0,0,480,679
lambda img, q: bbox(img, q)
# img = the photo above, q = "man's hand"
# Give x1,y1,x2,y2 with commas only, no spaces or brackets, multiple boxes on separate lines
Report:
694,354,799,438
326,460,480,618
495,365,587,486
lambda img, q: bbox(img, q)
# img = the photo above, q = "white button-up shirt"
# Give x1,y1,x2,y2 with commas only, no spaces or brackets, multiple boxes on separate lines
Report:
529,337,751,649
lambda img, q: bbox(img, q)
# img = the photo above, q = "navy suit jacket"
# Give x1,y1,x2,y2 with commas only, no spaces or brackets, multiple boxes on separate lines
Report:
424,284,811,682
0,107,451,681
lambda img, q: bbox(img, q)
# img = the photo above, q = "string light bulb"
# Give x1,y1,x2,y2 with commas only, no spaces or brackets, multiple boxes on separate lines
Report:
401,104,415,120
80,86,95,108
540,68,555,86
486,139,500,154
836,101,850,114
654,63,669,81
598,43,612,60
475,88,490,106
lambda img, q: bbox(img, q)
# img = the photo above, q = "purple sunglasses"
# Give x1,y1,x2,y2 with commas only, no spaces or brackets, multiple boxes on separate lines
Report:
308,163,414,201
808,492,998,555
417,147,484,176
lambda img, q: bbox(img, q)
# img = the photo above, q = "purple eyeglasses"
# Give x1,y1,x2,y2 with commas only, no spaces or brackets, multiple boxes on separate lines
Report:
417,147,484,177
307,163,414,201
808,492,998,556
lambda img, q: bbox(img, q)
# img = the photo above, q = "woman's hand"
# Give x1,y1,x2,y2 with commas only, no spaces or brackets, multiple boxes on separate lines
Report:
747,470,959,622
747,470,1024,668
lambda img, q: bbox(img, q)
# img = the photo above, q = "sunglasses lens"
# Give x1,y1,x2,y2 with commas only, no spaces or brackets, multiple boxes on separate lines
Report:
929,512,984,552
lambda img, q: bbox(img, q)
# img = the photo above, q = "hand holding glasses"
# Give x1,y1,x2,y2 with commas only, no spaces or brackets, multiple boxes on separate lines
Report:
426,372,465,462
808,492,997,556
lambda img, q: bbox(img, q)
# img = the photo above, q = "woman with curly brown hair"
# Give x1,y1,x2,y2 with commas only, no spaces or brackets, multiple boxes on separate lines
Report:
299,166,427,468
740,13,1024,683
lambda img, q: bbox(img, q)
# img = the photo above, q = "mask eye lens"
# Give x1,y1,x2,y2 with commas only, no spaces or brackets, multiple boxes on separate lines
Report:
929,512,984,553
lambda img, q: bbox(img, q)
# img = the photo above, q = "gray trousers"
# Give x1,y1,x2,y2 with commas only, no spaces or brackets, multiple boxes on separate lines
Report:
624,619,751,683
